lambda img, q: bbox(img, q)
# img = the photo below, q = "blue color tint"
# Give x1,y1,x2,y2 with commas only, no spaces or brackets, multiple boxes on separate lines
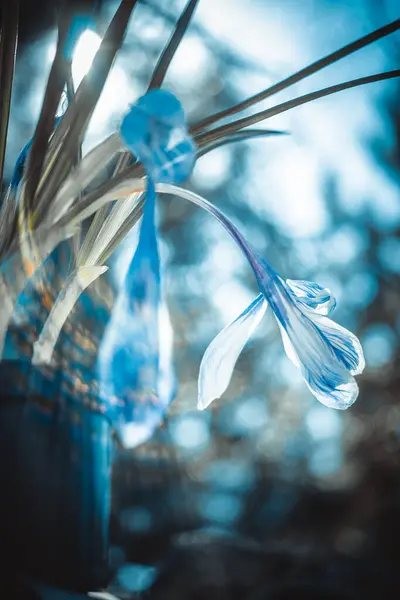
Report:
116,563,157,593
119,506,153,533
265,262,364,409
202,459,255,492
232,397,269,434
10,139,33,189
64,16,97,61
308,440,343,478
196,193,365,410
286,279,336,315
170,413,210,452
378,237,400,274
199,492,242,525
98,90,195,447
120,89,195,183
362,323,397,368
305,404,343,441
10,116,62,189
345,272,378,309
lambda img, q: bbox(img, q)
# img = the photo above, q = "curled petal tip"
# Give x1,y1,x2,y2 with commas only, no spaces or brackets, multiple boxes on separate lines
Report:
310,379,359,411
286,278,337,315
266,274,364,410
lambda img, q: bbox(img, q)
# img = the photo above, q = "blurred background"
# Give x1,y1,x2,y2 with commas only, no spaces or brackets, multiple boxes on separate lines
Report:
2,0,400,598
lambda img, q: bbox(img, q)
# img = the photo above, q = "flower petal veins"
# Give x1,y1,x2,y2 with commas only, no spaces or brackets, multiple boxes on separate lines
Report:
166,186,365,411
286,278,336,315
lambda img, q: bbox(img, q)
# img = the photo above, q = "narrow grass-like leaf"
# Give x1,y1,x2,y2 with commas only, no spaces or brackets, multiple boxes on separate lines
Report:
197,129,288,157
0,187,18,260
33,0,138,223
112,0,199,177
65,61,84,260
192,19,400,134
32,265,108,365
0,0,19,190
44,132,123,226
196,70,400,146
23,6,72,213
148,0,199,89
78,141,138,265
97,195,144,264
58,130,283,228
78,192,141,267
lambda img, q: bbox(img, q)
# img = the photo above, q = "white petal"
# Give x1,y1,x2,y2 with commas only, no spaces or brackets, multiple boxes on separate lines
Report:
272,286,361,410
304,368,359,410
277,320,300,367
286,278,336,315
312,313,365,376
198,294,267,410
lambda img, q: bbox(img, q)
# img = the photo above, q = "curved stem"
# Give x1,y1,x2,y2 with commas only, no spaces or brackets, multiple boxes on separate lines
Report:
32,265,108,365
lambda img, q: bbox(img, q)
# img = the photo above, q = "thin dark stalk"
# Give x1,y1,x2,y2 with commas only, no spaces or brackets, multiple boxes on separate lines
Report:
148,0,199,89
57,130,285,229
192,18,400,134
23,4,72,212
0,0,19,192
34,0,138,223
113,0,200,177
197,129,288,157
61,70,400,228
196,70,400,146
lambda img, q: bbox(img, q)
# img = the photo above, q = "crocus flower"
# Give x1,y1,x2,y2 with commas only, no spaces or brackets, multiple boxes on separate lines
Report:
72,164,364,416
96,89,195,447
193,200,365,412
123,183,364,413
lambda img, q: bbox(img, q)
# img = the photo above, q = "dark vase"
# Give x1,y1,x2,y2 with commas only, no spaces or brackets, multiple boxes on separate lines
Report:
0,359,113,592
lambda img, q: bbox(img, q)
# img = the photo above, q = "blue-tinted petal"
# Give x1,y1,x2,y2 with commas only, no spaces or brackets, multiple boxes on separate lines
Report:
120,90,195,183
277,320,300,367
154,135,196,184
135,89,185,127
153,186,364,409
11,139,33,189
286,279,336,315
269,281,360,409
104,298,175,449
97,91,189,445
97,234,164,445
312,313,365,376
198,294,267,410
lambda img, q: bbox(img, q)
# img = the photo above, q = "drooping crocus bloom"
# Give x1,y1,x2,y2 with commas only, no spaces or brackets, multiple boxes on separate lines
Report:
131,183,364,413
97,89,195,448
193,197,365,412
